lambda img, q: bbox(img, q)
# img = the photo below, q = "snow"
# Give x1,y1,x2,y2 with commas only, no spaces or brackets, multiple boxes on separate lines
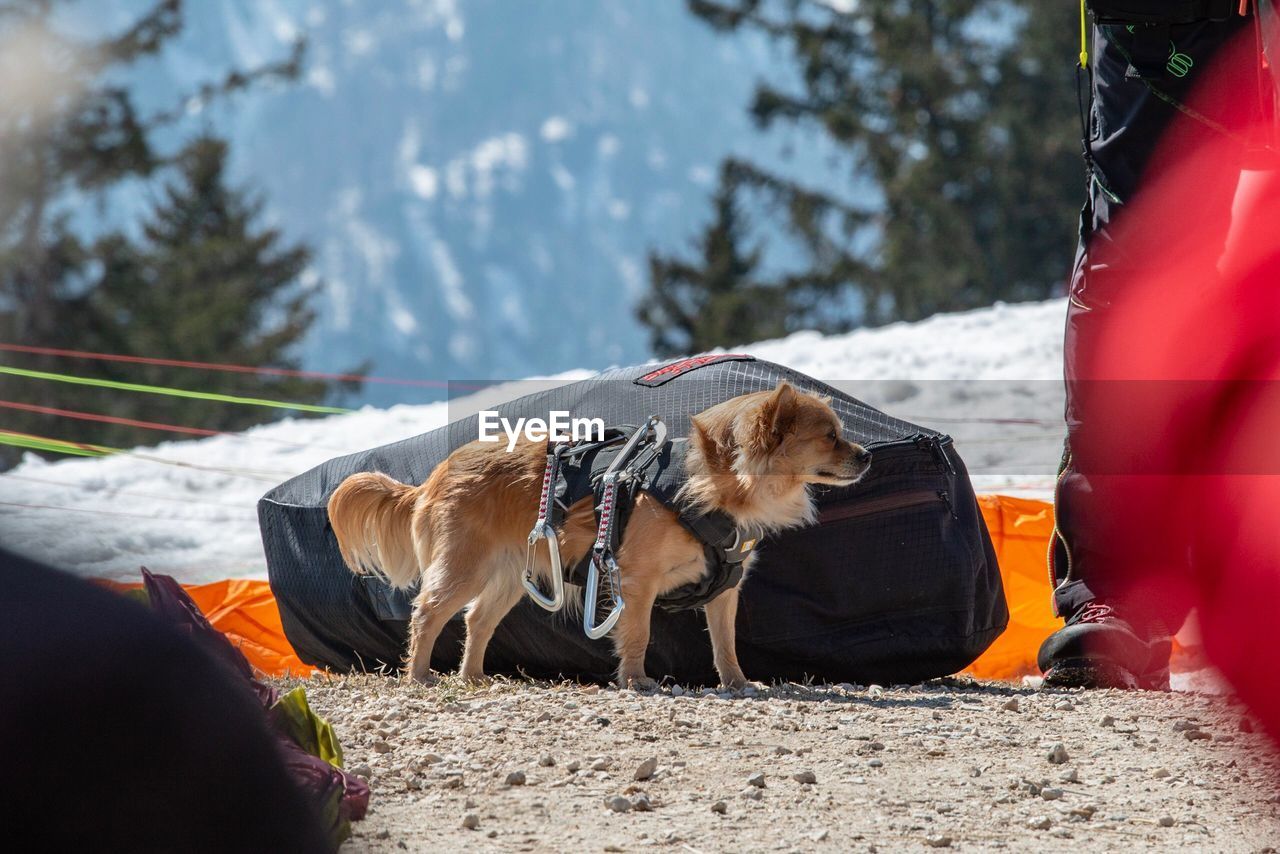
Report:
0,298,1066,584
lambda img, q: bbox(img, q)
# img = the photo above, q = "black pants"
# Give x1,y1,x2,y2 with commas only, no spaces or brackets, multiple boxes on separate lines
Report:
1052,14,1258,629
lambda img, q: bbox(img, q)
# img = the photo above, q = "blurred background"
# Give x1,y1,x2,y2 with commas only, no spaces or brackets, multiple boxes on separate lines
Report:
0,0,1079,467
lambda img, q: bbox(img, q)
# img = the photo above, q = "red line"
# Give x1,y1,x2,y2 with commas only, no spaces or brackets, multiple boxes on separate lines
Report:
2,428,293,482
0,399,351,453
0,400,220,437
0,342,456,388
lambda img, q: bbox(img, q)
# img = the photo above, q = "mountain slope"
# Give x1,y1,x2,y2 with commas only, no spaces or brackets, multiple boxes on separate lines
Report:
87,0,846,403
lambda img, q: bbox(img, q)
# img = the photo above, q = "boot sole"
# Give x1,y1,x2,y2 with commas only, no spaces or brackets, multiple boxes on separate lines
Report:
1043,657,1170,692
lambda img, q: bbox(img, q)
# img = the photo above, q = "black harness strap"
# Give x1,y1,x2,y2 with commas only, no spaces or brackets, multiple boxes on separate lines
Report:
546,426,760,613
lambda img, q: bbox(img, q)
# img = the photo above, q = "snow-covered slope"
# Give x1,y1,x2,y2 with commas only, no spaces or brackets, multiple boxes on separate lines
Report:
0,299,1067,583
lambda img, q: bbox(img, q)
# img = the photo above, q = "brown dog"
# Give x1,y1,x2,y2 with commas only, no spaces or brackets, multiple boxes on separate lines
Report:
326,382,870,689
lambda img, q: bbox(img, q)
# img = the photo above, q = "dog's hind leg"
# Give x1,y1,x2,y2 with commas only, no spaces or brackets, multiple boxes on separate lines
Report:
458,552,524,683
405,544,490,684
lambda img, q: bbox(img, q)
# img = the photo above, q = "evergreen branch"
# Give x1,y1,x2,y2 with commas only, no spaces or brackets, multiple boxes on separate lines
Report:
145,38,306,130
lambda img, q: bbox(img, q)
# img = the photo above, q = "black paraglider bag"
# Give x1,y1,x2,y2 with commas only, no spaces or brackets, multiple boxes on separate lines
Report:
258,357,1008,686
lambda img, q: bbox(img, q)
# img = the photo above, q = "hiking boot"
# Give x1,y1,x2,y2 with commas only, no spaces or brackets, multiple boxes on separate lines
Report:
1037,602,1172,691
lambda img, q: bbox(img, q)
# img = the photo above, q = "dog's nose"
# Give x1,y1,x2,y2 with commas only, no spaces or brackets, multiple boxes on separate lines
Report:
855,447,871,465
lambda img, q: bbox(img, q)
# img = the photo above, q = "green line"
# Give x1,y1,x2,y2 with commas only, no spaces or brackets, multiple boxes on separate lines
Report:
0,365,352,415
0,431,112,458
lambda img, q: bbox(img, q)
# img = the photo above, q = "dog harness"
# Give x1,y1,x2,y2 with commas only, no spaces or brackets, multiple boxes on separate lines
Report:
522,417,762,640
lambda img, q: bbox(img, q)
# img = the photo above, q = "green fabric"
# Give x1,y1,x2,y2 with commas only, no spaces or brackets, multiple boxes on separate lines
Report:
269,687,345,768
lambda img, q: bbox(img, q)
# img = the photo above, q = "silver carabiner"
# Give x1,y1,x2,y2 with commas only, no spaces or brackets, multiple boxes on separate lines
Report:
523,443,568,612
583,551,625,639
523,521,565,612
580,415,665,639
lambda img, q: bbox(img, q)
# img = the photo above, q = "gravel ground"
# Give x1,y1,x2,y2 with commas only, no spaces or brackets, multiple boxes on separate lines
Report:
279,674,1280,853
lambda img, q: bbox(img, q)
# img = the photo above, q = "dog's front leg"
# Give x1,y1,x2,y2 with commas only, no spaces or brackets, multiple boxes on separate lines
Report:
704,585,748,690
612,583,659,690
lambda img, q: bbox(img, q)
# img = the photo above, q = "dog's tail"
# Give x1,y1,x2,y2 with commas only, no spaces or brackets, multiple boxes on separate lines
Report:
327,472,423,589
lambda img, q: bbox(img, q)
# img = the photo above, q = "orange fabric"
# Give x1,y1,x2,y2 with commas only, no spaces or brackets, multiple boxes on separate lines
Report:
102,494,1179,682
964,495,1059,680
183,579,315,677
104,578,314,677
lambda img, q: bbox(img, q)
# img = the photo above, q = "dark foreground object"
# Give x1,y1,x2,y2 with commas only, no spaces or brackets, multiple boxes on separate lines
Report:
261,357,1008,685
0,548,333,853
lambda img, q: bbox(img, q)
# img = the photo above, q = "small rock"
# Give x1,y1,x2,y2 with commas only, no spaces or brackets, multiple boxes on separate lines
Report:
924,835,953,848
1059,768,1079,783
1054,700,1074,711
1183,729,1211,742
671,685,684,696
567,760,582,773
534,711,552,723
1047,744,1070,764
1172,720,1199,732
505,770,526,786
1041,787,1064,801
1001,698,1020,712
811,829,830,842
349,763,372,779
486,830,497,839
634,757,658,781
710,800,728,815
591,758,611,772
1099,715,1115,727
1027,817,1052,831
1158,816,1175,827
631,794,653,812
747,772,766,788
581,684,600,694
1152,768,1172,779
740,787,762,801
538,754,555,767
606,796,631,814
375,829,390,840
372,740,393,754
869,759,884,769
867,684,885,699
793,770,817,785
1070,805,1097,820
462,814,480,830
773,746,793,756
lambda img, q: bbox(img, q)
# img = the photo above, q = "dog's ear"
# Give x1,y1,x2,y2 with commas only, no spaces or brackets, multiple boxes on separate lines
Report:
751,382,799,453
690,413,728,468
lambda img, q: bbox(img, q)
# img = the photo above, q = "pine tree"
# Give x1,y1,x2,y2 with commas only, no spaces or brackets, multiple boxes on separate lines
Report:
641,164,793,356
0,1,329,468
641,0,1081,350
59,135,344,447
